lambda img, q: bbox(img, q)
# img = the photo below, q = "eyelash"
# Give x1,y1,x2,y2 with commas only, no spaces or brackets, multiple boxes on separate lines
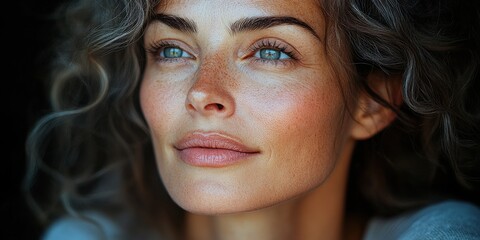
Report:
248,39,298,66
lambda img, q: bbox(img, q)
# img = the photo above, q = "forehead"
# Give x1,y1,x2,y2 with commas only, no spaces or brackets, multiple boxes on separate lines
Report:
155,0,325,29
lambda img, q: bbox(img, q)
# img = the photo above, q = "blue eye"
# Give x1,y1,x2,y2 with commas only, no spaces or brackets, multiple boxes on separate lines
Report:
255,48,291,60
161,47,191,58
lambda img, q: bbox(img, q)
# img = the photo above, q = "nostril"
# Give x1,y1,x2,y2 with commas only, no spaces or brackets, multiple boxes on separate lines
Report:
204,103,225,111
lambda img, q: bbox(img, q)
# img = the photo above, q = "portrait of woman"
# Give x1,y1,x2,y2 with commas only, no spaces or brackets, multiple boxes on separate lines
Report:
24,0,480,239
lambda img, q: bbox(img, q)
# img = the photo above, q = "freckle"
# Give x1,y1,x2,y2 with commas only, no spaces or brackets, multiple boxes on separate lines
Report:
202,53,239,89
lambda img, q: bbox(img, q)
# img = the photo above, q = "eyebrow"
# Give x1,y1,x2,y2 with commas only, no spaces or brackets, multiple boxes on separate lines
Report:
151,14,321,40
230,16,320,40
152,14,198,33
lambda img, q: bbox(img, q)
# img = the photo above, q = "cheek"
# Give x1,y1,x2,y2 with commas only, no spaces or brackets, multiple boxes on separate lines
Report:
274,85,345,152
139,71,185,135
245,71,346,155
243,75,348,195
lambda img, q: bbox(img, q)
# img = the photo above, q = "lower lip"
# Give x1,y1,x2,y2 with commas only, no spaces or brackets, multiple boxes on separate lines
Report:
177,148,256,167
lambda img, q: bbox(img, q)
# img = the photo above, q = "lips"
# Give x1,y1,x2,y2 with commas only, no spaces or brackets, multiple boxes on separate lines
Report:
174,132,260,167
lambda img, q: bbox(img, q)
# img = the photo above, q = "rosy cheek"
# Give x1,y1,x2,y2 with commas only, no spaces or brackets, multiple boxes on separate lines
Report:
241,75,345,162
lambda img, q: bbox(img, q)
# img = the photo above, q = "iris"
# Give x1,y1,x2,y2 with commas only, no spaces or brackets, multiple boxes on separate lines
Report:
259,49,281,60
163,47,184,58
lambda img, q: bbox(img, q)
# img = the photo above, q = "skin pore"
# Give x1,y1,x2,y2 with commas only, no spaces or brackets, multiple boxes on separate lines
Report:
140,0,397,239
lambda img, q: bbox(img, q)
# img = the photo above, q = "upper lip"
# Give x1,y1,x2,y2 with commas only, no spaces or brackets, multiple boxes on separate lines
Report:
174,131,260,153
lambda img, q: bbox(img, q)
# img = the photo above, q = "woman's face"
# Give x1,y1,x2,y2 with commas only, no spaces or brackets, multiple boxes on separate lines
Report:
140,0,356,214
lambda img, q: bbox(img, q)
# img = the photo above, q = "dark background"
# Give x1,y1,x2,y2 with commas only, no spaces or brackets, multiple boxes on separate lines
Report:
4,1,62,239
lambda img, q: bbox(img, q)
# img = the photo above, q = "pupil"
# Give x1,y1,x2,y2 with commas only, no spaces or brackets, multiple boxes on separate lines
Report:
260,49,280,60
164,47,182,58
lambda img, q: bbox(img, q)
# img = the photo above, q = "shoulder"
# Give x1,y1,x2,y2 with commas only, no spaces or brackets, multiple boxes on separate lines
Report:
41,211,121,240
364,200,480,240
398,200,480,239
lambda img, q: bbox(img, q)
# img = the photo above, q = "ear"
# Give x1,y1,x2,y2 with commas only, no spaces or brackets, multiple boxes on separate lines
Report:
350,71,403,140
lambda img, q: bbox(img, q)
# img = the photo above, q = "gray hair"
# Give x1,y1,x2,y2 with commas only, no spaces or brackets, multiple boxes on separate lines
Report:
320,0,480,215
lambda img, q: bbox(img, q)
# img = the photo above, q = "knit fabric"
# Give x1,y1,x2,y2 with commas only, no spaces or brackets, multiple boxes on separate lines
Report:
363,200,480,240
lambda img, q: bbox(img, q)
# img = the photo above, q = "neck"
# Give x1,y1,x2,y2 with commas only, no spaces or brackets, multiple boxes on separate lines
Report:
185,141,357,240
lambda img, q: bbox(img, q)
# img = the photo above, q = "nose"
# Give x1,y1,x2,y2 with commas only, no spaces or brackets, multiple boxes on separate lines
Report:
186,63,236,118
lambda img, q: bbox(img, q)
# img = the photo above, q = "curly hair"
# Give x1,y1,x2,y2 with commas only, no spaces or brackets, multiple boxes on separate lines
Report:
23,0,181,238
24,0,480,239
320,0,480,215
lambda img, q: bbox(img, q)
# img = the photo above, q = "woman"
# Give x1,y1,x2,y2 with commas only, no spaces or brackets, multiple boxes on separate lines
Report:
25,0,480,239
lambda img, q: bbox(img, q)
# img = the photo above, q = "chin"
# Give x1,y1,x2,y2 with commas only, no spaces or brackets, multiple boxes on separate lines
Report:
177,200,276,216
167,183,280,215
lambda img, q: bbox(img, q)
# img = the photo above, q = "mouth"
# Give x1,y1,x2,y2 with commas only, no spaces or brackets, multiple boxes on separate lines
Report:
174,132,260,167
